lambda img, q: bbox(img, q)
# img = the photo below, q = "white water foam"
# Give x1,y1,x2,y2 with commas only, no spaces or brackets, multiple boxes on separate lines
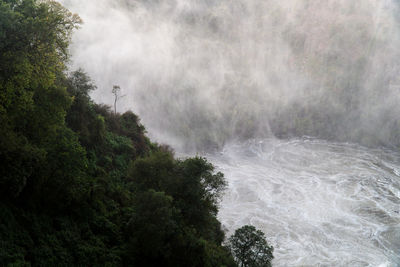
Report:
206,138,400,266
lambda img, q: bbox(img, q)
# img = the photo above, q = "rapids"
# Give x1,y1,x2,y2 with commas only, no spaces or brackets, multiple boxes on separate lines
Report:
205,138,400,266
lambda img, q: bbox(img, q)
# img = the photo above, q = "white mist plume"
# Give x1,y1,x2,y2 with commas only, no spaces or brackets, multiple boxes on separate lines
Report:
60,0,400,151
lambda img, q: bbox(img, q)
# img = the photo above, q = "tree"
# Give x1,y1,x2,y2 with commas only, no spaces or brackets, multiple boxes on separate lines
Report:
228,225,274,267
112,85,125,114
0,0,81,199
125,189,178,265
65,69,105,148
129,153,228,242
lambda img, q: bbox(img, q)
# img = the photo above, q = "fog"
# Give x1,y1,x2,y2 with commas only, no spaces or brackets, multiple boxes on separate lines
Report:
59,0,400,152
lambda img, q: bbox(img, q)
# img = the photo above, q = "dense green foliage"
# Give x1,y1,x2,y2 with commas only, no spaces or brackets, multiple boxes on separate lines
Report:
228,225,274,267
0,0,81,200
0,0,236,265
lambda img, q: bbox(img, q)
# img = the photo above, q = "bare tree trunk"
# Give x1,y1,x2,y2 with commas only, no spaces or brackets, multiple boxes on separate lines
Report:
114,95,117,114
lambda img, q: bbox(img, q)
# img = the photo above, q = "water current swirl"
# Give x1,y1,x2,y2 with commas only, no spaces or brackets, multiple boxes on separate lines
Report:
205,138,400,266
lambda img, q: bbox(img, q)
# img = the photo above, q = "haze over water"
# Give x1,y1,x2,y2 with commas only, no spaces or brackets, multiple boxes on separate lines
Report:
61,0,400,150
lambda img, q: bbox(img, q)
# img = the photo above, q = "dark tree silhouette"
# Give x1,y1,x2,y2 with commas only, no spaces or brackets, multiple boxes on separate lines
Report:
229,225,274,267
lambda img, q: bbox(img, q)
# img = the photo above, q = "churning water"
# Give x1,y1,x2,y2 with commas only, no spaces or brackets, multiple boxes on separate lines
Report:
205,138,400,266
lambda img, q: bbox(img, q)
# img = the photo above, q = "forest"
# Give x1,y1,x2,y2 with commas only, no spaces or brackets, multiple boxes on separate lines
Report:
0,0,276,266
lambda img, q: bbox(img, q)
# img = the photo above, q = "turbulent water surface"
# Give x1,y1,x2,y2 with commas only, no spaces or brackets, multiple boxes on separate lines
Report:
205,138,400,266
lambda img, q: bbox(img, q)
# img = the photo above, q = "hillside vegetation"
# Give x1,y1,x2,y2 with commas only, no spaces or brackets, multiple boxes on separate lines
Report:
0,0,236,265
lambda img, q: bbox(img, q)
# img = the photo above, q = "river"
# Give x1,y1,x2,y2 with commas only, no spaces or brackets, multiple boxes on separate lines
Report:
205,138,400,266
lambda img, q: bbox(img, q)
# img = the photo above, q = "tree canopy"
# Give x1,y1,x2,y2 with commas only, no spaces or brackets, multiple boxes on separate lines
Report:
0,0,82,199
228,225,274,267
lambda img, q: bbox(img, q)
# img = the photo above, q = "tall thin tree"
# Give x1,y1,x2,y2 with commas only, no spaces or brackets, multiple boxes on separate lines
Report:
112,85,125,114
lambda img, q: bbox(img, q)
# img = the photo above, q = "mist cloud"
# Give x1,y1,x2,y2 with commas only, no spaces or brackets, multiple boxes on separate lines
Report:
59,0,400,151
